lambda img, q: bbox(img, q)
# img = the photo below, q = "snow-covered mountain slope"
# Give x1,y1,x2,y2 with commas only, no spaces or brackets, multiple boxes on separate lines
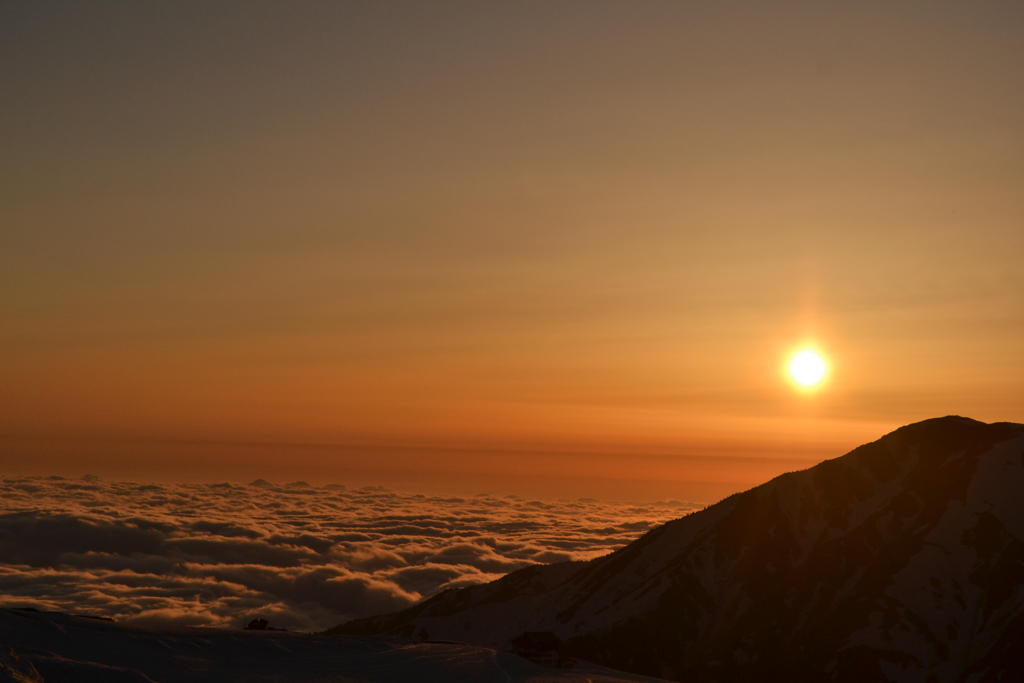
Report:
0,609,670,683
332,417,1024,683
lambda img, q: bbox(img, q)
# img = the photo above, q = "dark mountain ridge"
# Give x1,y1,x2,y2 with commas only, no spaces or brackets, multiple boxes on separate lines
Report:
332,417,1024,682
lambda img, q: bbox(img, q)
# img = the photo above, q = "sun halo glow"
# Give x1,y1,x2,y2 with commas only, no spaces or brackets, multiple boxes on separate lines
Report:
789,350,827,388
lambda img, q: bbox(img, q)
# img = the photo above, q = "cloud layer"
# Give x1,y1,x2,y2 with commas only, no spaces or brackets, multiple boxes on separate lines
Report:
0,476,695,631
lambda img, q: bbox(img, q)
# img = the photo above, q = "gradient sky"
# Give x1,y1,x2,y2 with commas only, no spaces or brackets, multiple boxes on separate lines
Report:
2,2,1022,500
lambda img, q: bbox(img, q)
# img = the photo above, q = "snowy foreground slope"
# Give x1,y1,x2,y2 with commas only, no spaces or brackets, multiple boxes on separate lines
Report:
333,417,1024,683
0,609,669,683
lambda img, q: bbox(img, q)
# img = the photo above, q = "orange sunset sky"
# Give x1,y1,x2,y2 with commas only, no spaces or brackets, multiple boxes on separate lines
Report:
2,2,1022,501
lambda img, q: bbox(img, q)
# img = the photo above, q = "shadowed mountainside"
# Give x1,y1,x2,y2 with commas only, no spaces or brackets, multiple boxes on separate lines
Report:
0,608,670,683
331,417,1024,683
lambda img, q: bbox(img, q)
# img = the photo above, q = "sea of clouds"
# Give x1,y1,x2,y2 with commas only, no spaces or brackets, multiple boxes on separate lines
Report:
0,476,697,631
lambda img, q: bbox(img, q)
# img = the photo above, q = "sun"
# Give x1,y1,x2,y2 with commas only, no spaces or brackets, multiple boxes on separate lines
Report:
789,350,827,387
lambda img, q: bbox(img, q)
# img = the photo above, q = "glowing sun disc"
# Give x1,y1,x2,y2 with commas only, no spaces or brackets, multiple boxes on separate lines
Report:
790,350,827,386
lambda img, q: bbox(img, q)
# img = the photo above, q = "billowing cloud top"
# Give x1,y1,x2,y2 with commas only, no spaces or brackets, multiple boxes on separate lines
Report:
0,476,696,631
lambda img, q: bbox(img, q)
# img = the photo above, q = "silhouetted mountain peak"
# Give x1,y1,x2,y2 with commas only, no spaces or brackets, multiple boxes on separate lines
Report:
334,417,1024,683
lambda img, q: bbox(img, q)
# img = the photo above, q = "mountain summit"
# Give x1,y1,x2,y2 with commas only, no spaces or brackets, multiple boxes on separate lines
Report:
332,417,1024,682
